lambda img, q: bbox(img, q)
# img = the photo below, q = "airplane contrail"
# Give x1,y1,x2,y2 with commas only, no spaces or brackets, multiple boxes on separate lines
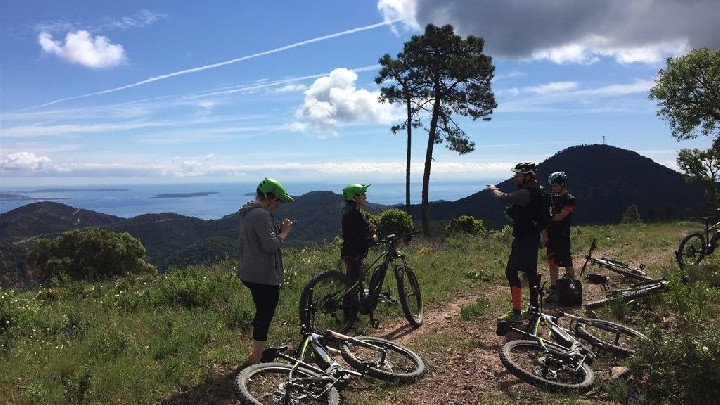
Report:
31,20,399,109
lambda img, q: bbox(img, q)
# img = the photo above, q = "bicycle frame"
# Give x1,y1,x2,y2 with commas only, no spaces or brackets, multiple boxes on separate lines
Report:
581,238,653,282
702,218,720,256
351,232,419,319
499,307,594,362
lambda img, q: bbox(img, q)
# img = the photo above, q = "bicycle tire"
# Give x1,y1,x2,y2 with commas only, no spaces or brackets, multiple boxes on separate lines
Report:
584,281,668,309
573,318,648,356
499,340,594,393
677,232,706,268
299,271,357,334
339,336,425,382
234,362,340,405
395,264,423,328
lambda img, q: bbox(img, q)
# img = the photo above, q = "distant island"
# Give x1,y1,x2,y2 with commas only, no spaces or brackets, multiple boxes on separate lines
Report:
153,192,219,198
0,193,69,202
32,188,129,192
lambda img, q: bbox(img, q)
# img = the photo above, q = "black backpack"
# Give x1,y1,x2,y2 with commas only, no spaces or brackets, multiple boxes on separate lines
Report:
529,185,551,232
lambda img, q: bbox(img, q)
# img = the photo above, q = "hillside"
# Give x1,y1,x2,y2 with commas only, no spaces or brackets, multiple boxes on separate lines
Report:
409,144,706,228
0,144,708,281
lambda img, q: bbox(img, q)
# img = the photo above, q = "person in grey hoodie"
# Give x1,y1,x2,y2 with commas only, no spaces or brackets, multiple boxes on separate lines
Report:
237,177,294,363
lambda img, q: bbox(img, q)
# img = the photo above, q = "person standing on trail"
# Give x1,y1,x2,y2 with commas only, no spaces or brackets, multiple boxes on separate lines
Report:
486,162,549,323
237,177,294,364
340,183,378,320
543,172,577,303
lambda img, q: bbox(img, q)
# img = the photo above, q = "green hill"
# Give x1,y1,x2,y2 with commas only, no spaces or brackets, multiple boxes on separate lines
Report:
0,144,708,281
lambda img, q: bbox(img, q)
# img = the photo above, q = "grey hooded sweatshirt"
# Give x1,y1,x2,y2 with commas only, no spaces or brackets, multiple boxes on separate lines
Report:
236,201,285,285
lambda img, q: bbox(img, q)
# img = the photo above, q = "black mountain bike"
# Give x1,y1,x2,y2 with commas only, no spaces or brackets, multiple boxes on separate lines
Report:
234,323,425,404
298,232,423,333
581,238,654,282
677,210,720,269
496,284,647,392
580,239,670,309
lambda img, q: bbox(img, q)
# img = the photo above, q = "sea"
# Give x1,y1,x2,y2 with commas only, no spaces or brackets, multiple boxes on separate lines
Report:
0,181,497,220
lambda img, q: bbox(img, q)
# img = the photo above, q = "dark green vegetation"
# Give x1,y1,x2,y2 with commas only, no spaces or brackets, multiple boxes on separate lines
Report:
0,144,708,283
0,222,718,404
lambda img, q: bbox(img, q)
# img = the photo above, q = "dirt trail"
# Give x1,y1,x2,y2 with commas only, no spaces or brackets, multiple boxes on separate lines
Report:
184,285,620,404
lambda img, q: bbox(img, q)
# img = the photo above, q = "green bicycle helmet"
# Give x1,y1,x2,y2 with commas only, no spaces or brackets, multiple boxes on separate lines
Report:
342,183,370,202
548,171,567,185
257,177,294,202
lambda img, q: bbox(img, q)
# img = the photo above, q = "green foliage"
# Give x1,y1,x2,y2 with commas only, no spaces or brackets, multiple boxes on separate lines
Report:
649,47,720,141
28,229,156,283
1,222,719,404
677,146,720,208
445,215,487,236
621,204,642,223
374,208,415,237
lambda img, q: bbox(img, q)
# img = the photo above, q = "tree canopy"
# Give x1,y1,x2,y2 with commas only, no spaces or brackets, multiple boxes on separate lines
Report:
376,24,496,234
649,47,720,141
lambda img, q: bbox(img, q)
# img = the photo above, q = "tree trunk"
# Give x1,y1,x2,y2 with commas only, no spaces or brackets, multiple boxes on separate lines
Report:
405,94,412,212
422,96,441,235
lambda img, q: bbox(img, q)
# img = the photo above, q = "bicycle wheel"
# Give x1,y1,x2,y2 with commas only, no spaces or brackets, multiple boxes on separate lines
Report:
573,318,648,356
234,362,340,405
584,281,668,309
678,232,706,268
299,271,357,334
499,340,594,393
339,336,425,382
394,264,423,328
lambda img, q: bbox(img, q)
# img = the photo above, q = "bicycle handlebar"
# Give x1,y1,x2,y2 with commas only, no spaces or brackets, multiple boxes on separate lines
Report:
376,230,422,245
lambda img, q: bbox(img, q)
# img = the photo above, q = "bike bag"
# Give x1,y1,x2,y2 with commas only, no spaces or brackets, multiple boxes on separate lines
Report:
556,276,582,307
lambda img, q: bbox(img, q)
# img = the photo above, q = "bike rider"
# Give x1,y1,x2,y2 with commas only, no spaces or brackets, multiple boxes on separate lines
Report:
486,162,549,323
544,171,577,303
341,184,378,319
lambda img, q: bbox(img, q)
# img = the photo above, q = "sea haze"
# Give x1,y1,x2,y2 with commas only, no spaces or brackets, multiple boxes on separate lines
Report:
0,181,497,220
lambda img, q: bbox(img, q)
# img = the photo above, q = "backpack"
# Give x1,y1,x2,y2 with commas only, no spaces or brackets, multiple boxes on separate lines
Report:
556,276,582,307
528,185,551,232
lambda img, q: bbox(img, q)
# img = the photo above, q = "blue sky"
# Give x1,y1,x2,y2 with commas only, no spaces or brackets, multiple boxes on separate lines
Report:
1,0,719,188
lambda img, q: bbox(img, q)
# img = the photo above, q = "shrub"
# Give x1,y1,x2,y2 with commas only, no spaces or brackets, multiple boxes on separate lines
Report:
445,215,487,236
374,208,415,237
28,229,156,283
622,204,642,223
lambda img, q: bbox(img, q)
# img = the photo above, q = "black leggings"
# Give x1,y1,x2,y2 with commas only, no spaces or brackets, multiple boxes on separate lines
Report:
506,234,541,307
242,281,280,341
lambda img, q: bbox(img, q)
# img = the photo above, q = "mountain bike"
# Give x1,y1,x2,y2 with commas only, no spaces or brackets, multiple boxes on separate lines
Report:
580,238,671,308
583,278,670,309
581,238,654,282
496,284,647,392
298,231,423,334
676,210,720,269
233,322,425,404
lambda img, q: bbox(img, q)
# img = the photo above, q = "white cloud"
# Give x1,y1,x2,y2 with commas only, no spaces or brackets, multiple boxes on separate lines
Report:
378,0,420,31
38,30,126,69
527,82,579,94
1,152,51,170
294,68,400,134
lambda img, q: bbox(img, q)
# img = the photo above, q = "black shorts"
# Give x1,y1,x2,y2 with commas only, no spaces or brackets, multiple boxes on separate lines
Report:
547,237,573,267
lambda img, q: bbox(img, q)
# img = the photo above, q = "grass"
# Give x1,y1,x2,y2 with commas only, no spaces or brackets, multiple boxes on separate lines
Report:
1,221,719,403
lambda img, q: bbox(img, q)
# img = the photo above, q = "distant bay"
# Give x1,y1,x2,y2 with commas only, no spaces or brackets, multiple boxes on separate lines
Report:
0,181,495,220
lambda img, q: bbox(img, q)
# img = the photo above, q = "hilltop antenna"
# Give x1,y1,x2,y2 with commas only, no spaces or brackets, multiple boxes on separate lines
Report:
603,136,606,144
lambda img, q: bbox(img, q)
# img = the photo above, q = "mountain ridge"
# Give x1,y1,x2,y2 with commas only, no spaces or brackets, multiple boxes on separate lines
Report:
0,144,707,283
